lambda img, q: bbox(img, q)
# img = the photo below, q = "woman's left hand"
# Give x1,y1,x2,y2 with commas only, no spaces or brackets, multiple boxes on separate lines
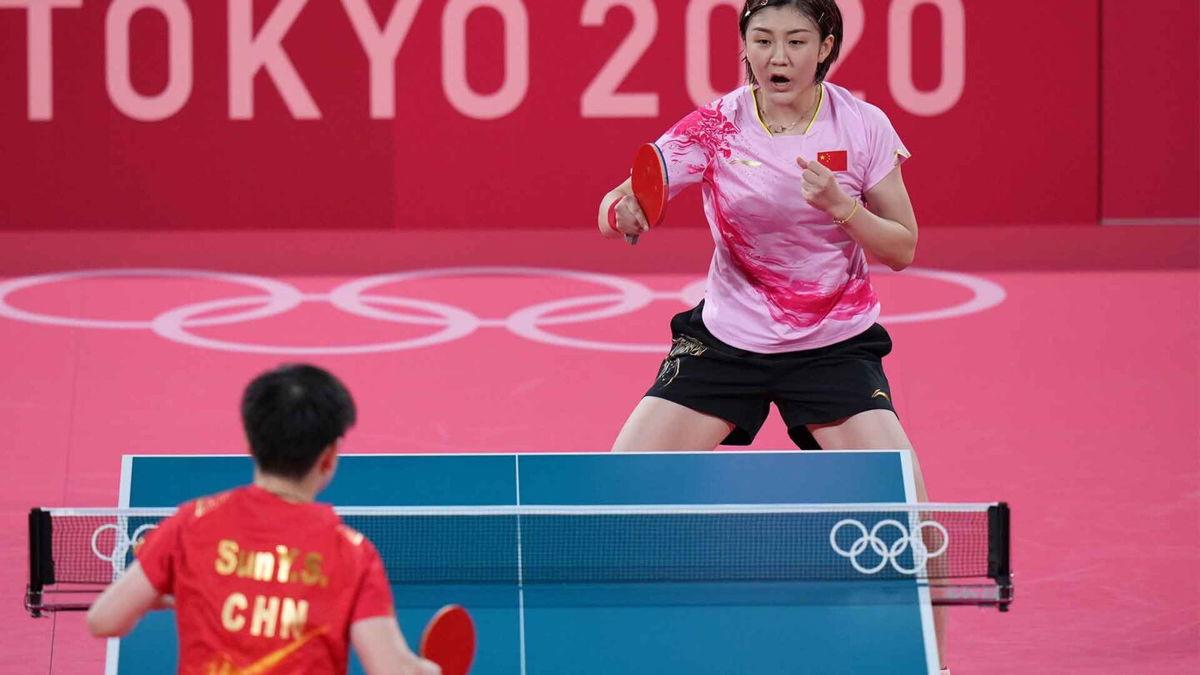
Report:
797,156,855,220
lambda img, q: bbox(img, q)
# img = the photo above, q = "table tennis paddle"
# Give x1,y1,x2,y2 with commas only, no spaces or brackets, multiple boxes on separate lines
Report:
626,142,668,245
420,605,475,672
420,604,475,675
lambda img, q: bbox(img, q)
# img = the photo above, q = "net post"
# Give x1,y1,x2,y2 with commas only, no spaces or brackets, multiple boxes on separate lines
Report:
27,508,55,617
987,502,1012,611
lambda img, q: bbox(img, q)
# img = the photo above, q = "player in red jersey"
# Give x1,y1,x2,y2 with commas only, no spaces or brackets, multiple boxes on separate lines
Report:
87,364,440,675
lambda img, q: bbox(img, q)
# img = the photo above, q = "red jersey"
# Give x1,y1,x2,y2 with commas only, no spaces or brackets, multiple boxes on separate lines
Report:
135,485,394,674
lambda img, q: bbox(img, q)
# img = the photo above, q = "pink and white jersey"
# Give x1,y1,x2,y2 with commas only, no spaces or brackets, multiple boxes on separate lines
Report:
656,82,910,353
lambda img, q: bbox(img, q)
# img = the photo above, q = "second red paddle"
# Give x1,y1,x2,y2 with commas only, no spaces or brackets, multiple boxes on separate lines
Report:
420,604,476,675
627,142,668,245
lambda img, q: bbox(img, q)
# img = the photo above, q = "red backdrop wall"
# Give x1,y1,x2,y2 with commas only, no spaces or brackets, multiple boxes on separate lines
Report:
1100,0,1199,225
0,0,1193,231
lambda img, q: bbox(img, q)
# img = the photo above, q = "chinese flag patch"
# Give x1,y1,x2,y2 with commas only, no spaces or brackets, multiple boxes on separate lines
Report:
817,150,848,172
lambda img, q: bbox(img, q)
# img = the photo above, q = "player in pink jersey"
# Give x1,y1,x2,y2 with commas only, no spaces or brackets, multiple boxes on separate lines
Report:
597,1,949,672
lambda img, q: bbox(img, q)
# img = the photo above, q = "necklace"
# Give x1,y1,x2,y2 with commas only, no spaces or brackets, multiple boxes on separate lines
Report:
758,86,822,135
763,115,803,134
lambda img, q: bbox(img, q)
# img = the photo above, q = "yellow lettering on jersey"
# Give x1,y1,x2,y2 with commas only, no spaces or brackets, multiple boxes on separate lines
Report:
279,598,309,639
300,553,327,587
275,545,299,584
253,550,275,582
250,595,280,638
221,592,247,632
215,540,238,576
236,550,256,578
220,544,328,586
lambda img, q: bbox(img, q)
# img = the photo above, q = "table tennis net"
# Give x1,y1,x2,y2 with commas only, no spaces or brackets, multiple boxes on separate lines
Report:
28,503,1011,613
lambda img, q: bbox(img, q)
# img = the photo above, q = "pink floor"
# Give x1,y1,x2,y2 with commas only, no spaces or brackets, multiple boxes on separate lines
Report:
2,226,1197,674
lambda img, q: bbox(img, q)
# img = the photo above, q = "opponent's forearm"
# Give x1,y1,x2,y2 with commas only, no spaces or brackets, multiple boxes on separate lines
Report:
86,564,161,637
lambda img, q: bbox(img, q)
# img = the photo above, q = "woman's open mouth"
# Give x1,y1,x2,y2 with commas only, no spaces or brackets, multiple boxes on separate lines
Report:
768,74,792,89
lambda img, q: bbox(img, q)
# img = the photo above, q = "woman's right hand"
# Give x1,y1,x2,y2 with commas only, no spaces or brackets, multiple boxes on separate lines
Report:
601,192,650,239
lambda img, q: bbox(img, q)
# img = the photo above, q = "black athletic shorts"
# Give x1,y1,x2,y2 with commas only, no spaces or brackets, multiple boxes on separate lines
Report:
645,302,898,449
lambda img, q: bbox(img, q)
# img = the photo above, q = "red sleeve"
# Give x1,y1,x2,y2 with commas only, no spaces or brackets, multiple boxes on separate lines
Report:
135,508,186,595
350,540,395,623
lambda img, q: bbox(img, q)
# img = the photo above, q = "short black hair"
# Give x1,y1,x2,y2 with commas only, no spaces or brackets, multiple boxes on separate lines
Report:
240,364,356,480
740,0,844,85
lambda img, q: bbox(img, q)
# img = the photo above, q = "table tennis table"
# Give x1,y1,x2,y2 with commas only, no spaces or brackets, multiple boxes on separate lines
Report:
105,451,945,674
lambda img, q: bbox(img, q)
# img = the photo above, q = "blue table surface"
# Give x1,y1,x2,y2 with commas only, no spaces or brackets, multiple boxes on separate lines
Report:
110,451,937,675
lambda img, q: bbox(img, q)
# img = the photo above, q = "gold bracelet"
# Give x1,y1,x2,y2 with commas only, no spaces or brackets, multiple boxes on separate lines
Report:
834,201,860,225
